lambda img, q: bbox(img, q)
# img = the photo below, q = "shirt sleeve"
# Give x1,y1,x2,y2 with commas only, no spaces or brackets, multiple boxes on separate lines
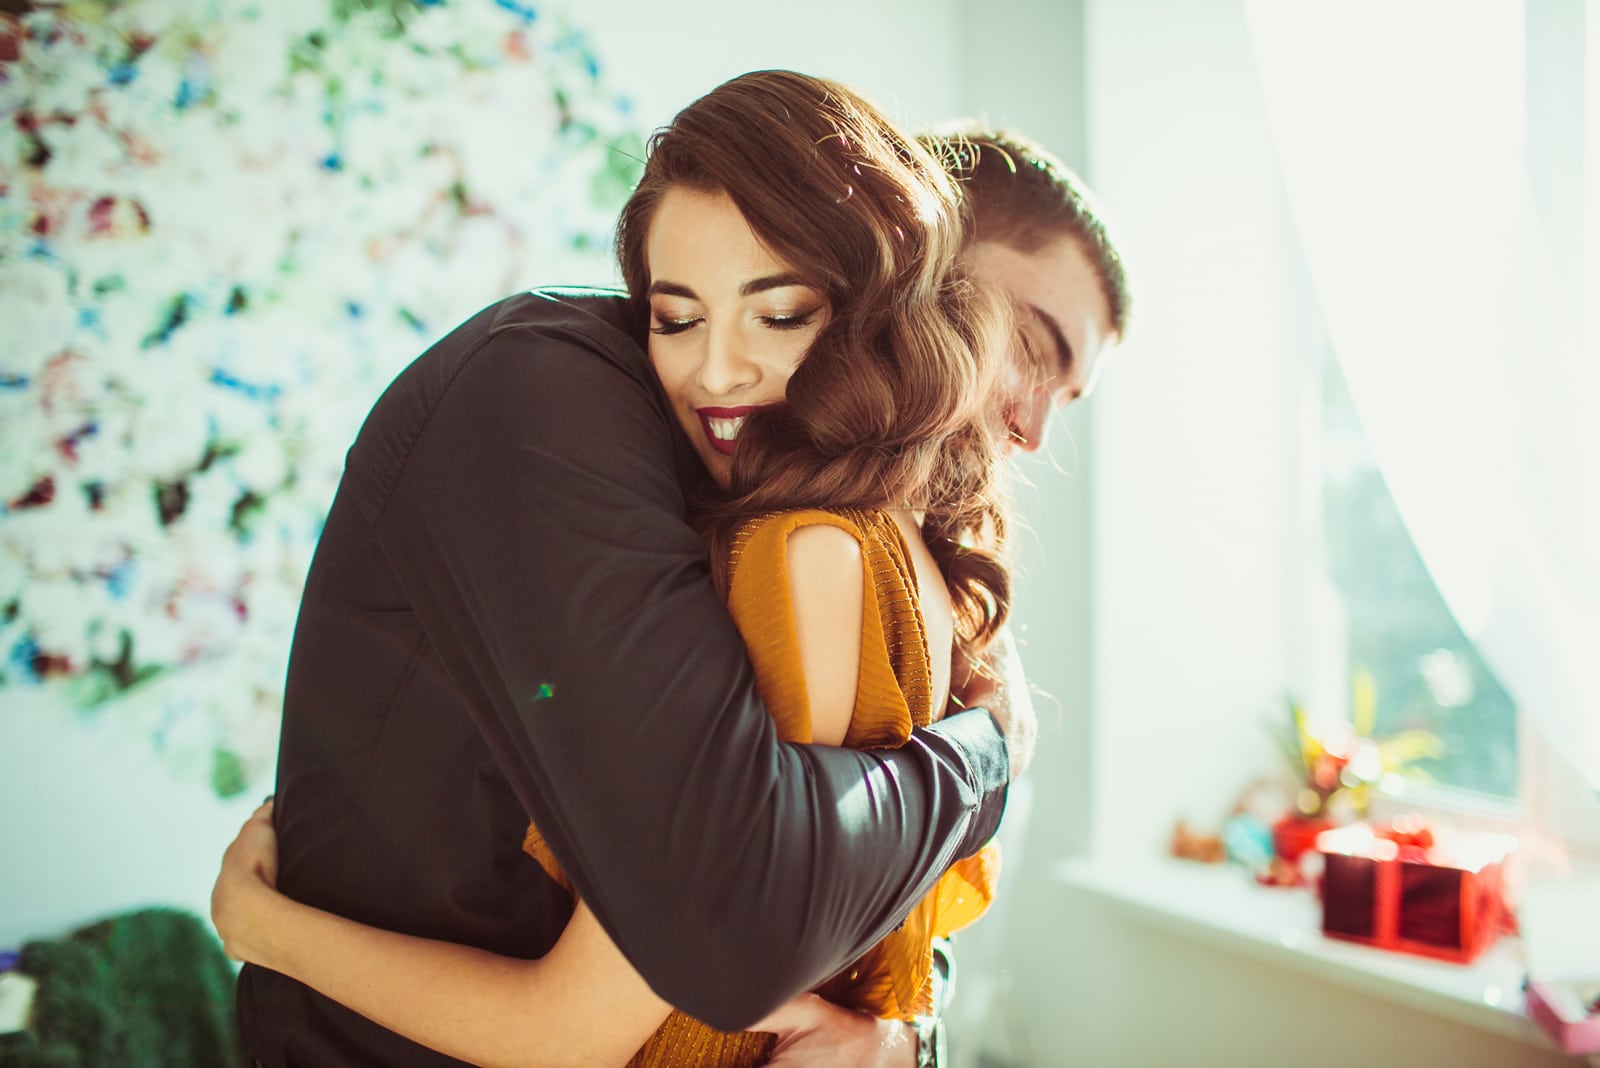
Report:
726,508,922,750
367,326,1009,1030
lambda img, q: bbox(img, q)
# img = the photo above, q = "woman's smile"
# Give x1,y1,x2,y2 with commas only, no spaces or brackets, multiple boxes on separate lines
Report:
696,405,769,455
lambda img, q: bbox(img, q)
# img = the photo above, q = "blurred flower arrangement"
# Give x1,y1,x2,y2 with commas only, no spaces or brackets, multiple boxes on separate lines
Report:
1275,667,1445,822
1171,669,1448,886
0,0,640,796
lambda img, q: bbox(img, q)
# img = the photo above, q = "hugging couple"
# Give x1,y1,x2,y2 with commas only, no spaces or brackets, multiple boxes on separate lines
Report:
212,68,1130,1067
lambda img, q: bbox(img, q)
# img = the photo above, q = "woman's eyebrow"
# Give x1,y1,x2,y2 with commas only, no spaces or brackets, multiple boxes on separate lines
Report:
647,274,810,300
646,281,698,300
740,273,811,296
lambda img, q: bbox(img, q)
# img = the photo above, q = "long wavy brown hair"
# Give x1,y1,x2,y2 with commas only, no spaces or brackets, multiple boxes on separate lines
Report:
617,70,1015,655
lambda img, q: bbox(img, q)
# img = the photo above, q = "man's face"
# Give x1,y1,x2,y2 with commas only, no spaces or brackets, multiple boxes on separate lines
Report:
966,236,1118,455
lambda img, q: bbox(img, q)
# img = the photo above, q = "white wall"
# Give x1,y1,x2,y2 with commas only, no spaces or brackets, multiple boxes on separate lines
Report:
1086,0,1305,866
0,689,267,947
586,0,964,132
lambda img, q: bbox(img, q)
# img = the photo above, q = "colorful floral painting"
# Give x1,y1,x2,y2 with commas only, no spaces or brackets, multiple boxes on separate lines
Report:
0,0,640,796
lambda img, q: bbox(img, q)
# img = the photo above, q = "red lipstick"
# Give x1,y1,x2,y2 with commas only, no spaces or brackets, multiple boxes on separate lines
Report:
695,405,764,456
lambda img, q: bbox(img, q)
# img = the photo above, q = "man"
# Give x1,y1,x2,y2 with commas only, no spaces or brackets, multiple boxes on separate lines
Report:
228,127,1127,1068
929,127,1131,455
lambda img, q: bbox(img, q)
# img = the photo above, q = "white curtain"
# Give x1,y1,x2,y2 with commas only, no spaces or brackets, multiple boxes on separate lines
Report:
1242,2,1600,803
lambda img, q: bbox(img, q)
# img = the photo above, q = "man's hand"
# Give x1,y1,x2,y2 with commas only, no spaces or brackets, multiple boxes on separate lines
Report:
952,625,1037,781
210,799,280,964
753,994,916,1067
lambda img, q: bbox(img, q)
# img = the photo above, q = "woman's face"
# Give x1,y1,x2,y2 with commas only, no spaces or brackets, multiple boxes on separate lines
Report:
645,187,830,489
966,235,1118,454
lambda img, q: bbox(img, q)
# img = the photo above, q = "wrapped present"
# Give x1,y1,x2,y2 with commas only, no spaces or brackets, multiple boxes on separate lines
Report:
1522,877,1600,1054
1316,820,1515,964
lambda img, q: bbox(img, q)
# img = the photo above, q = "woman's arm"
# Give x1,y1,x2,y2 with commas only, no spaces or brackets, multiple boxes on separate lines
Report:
216,802,919,1068
214,803,670,1068
951,624,1037,779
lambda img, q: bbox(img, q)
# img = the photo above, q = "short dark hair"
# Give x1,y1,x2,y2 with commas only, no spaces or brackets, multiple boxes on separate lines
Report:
922,126,1132,338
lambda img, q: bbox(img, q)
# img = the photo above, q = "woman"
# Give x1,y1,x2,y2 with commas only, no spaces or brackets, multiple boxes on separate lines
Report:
213,69,1020,1066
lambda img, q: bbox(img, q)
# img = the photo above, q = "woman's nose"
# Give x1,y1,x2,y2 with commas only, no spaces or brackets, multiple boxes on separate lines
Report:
697,324,759,395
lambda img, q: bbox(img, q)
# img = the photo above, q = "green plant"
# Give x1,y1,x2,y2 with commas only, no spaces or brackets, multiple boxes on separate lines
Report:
1277,667,1444,819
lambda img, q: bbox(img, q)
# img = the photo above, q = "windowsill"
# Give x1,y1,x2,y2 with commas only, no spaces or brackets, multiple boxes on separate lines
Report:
1052,855,1560,1052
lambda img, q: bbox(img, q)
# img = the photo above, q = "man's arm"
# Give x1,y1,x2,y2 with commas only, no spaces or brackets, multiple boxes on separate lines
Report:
367,321,1009,1030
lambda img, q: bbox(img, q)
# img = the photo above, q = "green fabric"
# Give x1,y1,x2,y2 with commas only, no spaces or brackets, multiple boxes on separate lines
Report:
0,908,245,1068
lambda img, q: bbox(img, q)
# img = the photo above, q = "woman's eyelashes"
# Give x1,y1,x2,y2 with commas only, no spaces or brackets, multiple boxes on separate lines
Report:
648,306,822,335
759,309,819,331
649,316,698,336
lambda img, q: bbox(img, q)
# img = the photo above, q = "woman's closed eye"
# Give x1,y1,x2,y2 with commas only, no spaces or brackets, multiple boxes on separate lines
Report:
760,309,820,331
649,316,700,336
651,309,821,335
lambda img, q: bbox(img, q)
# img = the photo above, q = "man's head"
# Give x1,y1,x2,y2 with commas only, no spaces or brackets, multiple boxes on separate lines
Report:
924,128,1132,453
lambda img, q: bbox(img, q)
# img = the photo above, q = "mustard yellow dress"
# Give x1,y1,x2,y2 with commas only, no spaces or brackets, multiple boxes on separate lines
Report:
522,507,1001,1067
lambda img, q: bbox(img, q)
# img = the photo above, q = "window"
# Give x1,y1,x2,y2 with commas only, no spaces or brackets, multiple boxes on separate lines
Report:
1247,0,1599,845
1318,338,1518,803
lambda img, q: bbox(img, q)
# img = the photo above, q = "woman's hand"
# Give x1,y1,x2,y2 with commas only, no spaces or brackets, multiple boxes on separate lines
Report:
210,799,281,966
952,624,1037,781
754,994,916,1067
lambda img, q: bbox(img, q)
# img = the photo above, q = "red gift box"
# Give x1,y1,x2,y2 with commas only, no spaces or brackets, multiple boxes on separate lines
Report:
1315,821,1515,964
